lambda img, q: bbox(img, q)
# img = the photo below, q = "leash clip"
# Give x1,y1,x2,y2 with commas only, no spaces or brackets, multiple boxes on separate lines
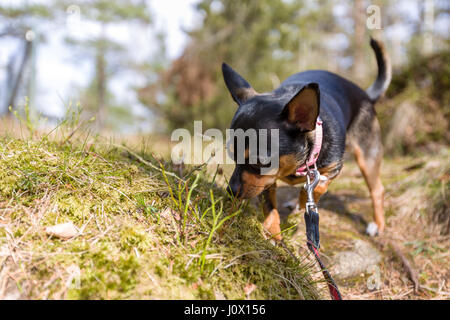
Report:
303,167,321,249
304,167,320,209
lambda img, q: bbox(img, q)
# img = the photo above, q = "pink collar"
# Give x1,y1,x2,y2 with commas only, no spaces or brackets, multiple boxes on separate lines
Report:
295,118,323,176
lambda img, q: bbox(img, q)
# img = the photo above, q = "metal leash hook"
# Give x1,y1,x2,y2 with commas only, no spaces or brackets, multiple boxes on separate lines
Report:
303,166,343,300
303,167,321,249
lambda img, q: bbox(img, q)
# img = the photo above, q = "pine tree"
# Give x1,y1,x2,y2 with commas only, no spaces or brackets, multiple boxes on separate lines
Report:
59,0,152,129
139,0,335,132
0,3,54,115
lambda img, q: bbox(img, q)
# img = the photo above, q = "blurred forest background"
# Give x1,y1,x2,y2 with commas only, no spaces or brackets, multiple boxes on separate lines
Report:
0,0,449,300
0,0,448,155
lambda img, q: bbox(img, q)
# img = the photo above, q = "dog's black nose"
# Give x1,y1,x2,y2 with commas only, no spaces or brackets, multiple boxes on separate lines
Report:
227,183,241,198
228,169,243,198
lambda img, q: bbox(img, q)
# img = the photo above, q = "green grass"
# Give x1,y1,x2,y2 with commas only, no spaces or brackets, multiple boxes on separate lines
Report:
0,130,320,299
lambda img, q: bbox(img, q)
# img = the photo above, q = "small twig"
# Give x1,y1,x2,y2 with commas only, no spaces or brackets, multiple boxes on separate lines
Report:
373,237,421,294
389,241,420,293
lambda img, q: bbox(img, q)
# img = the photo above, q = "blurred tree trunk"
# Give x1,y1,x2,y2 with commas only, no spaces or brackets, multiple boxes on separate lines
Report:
422,0,434,56
96,43,106,128
352,0,365,83
391,14,403,67
5,38,32,117
5,53,15,115
59,0,152,131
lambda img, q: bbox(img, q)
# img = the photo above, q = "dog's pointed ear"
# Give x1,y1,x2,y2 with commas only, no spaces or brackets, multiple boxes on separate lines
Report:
281,83,320,131
222,62,257,105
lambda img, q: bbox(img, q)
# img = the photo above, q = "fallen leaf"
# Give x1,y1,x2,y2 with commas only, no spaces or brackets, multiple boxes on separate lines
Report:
46,222,78,239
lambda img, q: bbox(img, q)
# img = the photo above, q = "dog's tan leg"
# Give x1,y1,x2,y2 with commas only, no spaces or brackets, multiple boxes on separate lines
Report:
353,143,385,234
299,178,332,209
351,118,385,235
260,183,282,241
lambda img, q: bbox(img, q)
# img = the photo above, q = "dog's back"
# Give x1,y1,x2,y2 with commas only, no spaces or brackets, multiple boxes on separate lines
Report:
281,70,370,130
280,38,391,131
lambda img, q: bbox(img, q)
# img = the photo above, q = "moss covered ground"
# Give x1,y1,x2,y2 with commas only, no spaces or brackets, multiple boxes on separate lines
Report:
0,129,320,299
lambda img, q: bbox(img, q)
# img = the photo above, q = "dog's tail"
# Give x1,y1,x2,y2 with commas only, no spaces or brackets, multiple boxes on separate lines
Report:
366,37,391,102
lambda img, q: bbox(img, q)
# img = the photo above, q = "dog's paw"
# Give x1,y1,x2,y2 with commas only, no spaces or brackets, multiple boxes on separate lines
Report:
263,209,282,241
365,222,379,237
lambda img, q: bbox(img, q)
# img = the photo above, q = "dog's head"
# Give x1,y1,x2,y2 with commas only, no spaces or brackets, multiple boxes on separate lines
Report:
222,63,320,198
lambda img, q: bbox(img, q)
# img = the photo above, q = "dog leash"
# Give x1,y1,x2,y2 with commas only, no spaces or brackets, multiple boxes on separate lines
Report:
292,118,341,299
303,167,342,300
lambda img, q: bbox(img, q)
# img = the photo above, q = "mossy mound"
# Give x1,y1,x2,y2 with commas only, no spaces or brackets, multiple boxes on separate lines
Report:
0,136,319,299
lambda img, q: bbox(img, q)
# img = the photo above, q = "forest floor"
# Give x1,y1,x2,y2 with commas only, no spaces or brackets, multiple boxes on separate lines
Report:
0,123,448,300
274,151,449,299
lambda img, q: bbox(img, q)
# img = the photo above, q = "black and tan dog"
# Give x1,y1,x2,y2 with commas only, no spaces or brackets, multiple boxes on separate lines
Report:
223,38,391,239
